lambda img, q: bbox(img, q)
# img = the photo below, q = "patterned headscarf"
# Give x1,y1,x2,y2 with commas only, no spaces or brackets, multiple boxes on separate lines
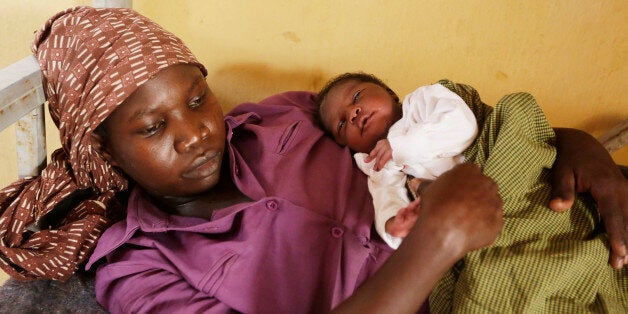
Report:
0,7,206,281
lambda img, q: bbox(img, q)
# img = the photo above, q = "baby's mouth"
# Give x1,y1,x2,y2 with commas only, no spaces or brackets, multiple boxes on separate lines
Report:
359,114,371,135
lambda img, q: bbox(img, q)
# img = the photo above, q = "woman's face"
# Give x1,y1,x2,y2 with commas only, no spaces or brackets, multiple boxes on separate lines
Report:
96,64,226,197
320,80,401,153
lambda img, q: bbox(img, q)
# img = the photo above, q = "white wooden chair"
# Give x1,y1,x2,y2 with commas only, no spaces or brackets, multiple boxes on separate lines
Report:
598,120,628,154
0,0,132,179
0,55,46,178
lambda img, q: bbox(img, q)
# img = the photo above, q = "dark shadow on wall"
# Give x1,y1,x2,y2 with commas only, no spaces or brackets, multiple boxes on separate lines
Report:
577,114,626,138
207,63,327,112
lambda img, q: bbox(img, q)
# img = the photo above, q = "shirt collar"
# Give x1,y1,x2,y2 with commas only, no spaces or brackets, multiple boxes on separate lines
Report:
129,187,251,234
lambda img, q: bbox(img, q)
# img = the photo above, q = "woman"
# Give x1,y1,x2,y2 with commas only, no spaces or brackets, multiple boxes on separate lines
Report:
1,6,625,313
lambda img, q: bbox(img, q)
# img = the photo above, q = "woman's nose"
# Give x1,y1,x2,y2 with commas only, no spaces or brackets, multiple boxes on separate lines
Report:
349,107,361,124
175,120,210,153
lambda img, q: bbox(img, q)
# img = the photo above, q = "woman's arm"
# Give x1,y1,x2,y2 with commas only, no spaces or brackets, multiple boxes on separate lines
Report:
550,128,628,269
333,163,503,312
94,251,229,313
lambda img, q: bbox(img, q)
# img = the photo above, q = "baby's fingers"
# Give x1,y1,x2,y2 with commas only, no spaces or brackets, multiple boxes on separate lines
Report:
375,150,393,171
367,148,388,171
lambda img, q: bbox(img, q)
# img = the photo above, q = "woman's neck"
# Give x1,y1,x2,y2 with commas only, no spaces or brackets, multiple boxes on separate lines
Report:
147,161,251,219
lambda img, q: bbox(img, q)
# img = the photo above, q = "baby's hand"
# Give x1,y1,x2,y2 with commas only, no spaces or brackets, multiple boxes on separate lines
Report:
364,139,393,171
385,198,421,238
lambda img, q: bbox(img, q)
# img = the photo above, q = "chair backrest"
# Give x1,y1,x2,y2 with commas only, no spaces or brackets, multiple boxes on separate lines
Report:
0,0,132,179
0,55,46,178
598,119,628,154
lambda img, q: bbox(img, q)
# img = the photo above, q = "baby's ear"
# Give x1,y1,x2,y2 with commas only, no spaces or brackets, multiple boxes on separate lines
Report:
90,132,117,167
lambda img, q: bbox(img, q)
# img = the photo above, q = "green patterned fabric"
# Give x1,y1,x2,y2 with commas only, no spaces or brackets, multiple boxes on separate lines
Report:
428,80,628,313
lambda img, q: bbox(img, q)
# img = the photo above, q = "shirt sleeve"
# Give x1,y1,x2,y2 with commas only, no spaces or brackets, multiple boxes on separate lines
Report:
388,84,478,179
94,248,231,314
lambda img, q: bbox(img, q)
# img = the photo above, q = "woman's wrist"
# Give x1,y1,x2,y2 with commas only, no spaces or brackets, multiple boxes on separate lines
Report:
410,215,469,264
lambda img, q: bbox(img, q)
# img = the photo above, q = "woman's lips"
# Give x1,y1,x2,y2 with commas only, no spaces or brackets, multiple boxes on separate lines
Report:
183,151,221,179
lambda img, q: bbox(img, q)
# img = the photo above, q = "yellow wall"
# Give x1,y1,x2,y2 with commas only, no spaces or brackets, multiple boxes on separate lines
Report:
1,0,627,188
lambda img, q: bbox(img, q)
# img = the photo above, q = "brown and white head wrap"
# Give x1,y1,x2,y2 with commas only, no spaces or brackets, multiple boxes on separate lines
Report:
0,6,206,281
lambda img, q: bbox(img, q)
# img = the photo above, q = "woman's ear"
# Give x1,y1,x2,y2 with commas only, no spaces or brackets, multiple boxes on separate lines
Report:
90,132,118,167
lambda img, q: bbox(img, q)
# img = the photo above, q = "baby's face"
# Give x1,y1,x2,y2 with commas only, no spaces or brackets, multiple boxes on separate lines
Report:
320,80,401,153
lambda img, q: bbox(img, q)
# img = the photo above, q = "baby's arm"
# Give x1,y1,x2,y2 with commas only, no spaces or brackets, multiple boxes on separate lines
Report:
388,84,477,179
386,176,433,238
354,153,407,249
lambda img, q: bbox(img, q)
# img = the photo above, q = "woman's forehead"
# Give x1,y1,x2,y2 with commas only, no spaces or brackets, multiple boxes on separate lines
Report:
107,65,208,123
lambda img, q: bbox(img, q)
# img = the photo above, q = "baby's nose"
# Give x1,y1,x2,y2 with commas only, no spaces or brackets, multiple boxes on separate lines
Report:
350,107,361,123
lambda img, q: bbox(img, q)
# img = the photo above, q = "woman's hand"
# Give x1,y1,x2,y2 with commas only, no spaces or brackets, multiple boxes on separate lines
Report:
333,163,503,313
419,163,504,257
550,128,628,269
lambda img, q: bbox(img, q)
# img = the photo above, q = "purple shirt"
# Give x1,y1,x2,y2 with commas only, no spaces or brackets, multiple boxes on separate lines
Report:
86,91,394,313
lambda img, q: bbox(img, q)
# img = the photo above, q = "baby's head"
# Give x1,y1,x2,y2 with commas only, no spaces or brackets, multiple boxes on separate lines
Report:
317,72,402,153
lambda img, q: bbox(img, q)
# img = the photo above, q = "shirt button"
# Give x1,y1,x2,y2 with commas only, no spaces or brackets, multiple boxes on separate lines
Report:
266,200,278,211
359,236,371,248
331,227,344,238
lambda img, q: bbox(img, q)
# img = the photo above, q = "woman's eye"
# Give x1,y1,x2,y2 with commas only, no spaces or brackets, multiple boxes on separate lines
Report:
143,120,165,136
189,95,204,109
